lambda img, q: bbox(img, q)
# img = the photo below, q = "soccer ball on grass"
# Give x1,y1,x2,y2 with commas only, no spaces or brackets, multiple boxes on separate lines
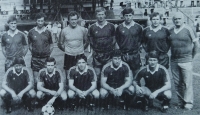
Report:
41,104,55,115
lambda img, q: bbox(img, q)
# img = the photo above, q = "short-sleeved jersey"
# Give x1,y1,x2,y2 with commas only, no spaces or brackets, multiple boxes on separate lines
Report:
88,21,115,52
3,67,32,94
115,22,143,53
68,65,97,91
28,27,53,58
59,25,87,56
135,64,168,92
142,25,170,53
169,24,198,62
101,61,130,89
1,29,27,58
38,68,63,91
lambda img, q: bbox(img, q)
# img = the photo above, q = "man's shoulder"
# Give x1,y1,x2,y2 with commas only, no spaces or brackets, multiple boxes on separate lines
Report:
69,66,77,72
28,28,35,33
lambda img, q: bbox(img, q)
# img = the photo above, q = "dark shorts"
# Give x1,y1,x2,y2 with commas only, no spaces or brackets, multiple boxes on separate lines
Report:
93,51,113,68
31,57,48,72
5,57,25,72
145,53,169,69
64,54,84,70
121,52,142,71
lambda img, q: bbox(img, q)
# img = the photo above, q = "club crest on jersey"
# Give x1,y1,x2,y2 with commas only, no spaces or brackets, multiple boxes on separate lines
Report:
95,31,98,34
75,76,78,79
122,30,125,33
146,76,149,78
13,77,15,80
149,34,151,37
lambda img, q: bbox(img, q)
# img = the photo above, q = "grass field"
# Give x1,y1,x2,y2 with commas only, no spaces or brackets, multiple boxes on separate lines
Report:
1,43,200,115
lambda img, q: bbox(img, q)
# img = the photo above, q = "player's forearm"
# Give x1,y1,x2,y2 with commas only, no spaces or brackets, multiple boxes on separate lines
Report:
102,82,114,91
193,41,199,58
37,85,52,94
2,84,16,96
86,82,96,94
50,44,54,54
2,47,7,57
28,44,32,53
23,45,28,56
154,82,171,94
119,79,132,90
18,83,32,95
56,83,64,96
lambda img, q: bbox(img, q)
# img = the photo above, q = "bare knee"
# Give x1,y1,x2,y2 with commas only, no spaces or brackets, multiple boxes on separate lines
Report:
0,89,6,97
100,88,108,99
60,91,67,101
92,89,100,99
128,85,135,94
29,89,36,98
37,91,44,99
164,90,172,99
68,90,75,99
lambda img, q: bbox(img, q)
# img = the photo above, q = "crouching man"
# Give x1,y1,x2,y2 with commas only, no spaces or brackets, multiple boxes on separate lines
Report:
68,55,99,110
0,58,36,113
100,50,134,110
36,57,67,110
133,51,171,112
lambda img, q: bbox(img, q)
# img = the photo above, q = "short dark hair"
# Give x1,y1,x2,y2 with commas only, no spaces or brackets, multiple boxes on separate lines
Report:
13,57,25,66
95,7,106,15
67,11,79,20
112,50,122,58
35,12,46,20
149,12,162,20
45,57,56,64
7,15,17,23
147,50,159,59
122,7,134,16
76,55,87,63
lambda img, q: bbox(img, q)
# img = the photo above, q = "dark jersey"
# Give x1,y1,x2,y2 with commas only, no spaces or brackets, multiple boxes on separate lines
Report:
28,27,53,58
68,66,97,91
135,64,168,92
38,68,63,91
116,22,143,53
142,26,170,53
1,30,27,58
3,67,31,94
102,61,130,89
88,21,115,52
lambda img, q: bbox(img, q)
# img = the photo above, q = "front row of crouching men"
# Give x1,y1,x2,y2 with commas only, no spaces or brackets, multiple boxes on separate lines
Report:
0,50,171,113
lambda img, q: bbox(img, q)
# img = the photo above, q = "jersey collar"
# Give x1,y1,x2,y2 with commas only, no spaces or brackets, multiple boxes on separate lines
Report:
95,21,108,29
147,64,159,74
122,21,135,29
13,67,24,76
174,24,185,34
34,26,46,34
150,24,162,32
76,65,88,75
45,68,56,77
7,29,19,37
110,61,123,71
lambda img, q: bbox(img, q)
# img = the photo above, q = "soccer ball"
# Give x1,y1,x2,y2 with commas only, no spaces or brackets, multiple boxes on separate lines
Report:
41,104,55,115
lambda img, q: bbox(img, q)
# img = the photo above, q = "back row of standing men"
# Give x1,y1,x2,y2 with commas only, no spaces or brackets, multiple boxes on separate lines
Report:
0,7,199,113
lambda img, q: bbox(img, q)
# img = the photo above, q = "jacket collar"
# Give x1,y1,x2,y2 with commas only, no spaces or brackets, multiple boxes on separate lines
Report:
7,29,19,37
13,67,23,76
147,64,159,74
45,68,56,77
76,65,88,75
110,61,122,71
150,24,162,32
95,21,108,29
122,21,135,29
34,26,46,34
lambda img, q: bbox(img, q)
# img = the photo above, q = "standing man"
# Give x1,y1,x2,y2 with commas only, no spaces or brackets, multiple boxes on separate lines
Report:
1,15,28,71
133,51,171,112
68,55,99,110
142,12,170,69
28,12,53,83
115,7,143,74
88,7,116,86
169,12,199,110
37,57,67,110
0,58,36,113
100,50,134,110
58,11,87,78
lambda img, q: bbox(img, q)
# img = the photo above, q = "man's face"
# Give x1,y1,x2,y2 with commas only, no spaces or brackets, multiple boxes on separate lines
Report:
69,15,78,28
46,62,55,74
96,11,106,22
124,13,133,24
77,59,87,72
36,17,45,28
151,15,161,27
8,21,17,31
112,56,122,68
14,64,23,73
148,58,158,68
173,14,184,27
